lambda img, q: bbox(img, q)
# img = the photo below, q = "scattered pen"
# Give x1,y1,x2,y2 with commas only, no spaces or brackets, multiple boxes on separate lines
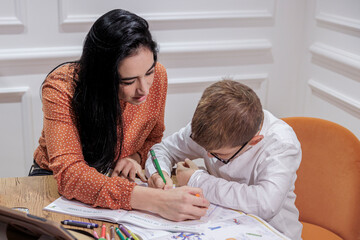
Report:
110,225,115,240
98,224,106,240
62,219,98,228
115,227,126,240
125,226,140,240
150,149,166,184
118,224,132,239
93,230,99,239
106,232,110,240
246,232,262,237
61,220,95,229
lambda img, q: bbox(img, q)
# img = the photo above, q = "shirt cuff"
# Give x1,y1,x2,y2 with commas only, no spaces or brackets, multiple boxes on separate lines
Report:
187,169,207,187
145,161,171,179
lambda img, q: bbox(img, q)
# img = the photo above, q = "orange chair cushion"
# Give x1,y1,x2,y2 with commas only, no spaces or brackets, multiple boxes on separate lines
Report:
282,117,360,239
301,222,342,240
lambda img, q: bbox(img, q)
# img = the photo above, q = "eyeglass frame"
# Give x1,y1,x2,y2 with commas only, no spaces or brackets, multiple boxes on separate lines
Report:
189,119,262,165
209,140,249,164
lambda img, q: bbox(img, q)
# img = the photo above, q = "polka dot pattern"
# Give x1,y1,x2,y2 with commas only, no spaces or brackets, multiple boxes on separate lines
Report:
33,62,168,210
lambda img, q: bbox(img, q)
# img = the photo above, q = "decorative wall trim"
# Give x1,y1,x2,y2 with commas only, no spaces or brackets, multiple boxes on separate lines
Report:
0,40,271,62
308,79,360,114
160,40,272,54
167,73,268,108
141,10,273,22
0,46,81,62
0,87,28,99
0,15,23,27
0,0,25,31
316,12,360,34
59,0,273,31
310,43,360,79
169,73,267,86
0,87,34,172
60,10,273,26
58,0,96,28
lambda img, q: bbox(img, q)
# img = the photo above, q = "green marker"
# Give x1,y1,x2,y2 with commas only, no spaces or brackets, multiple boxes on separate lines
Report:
115,227,126,240
150,149,166,184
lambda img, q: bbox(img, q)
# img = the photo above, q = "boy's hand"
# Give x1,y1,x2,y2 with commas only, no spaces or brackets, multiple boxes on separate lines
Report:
176,159,199,186
148,171,173,190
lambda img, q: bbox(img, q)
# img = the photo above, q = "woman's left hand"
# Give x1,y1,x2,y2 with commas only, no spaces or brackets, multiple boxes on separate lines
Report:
111,153,147,182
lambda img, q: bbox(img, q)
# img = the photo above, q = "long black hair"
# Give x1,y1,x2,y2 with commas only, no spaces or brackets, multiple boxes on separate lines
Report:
71,9,158,173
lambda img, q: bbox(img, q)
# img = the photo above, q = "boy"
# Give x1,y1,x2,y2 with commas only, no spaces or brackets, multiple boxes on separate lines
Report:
145,80,302,239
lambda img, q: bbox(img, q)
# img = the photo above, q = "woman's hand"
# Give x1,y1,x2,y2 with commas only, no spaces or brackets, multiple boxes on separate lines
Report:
148,171,173,190
111,153,147,182
155,186,209,221
131,185,210,221
176,158,199,186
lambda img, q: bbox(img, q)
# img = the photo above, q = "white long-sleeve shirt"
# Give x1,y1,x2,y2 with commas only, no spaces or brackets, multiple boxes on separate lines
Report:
145,110,302,239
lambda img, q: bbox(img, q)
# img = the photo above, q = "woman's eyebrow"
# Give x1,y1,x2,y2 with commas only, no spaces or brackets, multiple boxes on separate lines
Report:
120,62,156,81
121,76,137,81
147,61,156,72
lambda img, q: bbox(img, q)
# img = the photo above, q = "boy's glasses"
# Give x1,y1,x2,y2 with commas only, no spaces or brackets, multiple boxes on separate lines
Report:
210,140,249,164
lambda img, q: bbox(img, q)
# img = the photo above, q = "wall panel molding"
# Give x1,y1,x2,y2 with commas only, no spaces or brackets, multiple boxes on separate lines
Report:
308,79,360,114
160,39,271,54
59,0,274,32
0,40,271,61
0,0,25,33
58,0,95,31
60,10,273,25
163,72,269,137
0,39,272,71
310,43,360,80
169,73,267,87
316,12,360,35
0,46,81,62
160,39,273,68
0,87,33,172
168,73,268,106
143,10,273,22
0,87,27,101
0,46,81,75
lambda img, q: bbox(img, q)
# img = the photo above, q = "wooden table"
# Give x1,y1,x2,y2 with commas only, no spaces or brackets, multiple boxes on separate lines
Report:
0,175,126,236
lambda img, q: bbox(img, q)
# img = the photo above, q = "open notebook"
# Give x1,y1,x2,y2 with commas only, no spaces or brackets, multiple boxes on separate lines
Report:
44,196,290,240
44,196,241,233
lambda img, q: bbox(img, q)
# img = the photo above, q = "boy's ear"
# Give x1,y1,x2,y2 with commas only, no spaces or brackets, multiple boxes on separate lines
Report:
249,135,264,146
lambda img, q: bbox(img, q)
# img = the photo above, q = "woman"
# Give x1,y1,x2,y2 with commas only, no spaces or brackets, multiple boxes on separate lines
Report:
30,9,209,221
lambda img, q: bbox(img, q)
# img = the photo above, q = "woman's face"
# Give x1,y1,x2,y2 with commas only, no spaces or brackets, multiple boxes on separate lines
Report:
118,47,155,105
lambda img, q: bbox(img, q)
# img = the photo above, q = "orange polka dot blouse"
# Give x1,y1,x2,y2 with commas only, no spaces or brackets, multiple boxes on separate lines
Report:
34,62,167,210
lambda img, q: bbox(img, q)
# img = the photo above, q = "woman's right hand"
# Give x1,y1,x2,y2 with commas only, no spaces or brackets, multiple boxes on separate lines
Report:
155,186,210,221
131,185,209,222
148,171,173,190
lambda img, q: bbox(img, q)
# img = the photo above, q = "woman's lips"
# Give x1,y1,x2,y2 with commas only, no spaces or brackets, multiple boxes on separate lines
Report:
134,95,147,102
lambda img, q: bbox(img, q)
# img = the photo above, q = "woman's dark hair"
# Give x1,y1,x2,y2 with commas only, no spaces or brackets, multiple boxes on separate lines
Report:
71,9,158,173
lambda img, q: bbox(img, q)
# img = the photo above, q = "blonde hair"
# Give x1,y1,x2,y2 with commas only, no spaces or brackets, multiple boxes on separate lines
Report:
191,79,263,150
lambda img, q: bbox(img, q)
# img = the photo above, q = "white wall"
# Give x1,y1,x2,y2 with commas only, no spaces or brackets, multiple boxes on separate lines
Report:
299,0,360,138
0,0,359,177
